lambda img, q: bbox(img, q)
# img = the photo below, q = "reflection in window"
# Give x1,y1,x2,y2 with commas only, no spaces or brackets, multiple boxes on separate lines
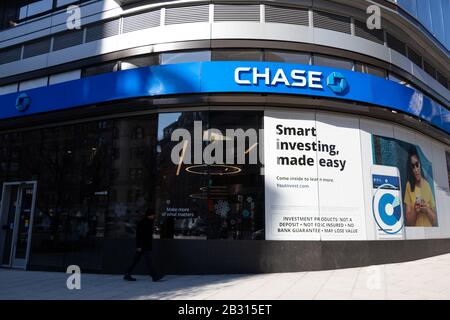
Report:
19,0,53,20
313,54,353,70
107,116,158,239
207,111,264,240
388,73,414,89
155,112,209,239
0,115,159,270
354,63,387,78
155,111,265,240
264,50,311,64
212,49,263,61
83,62,119,77
121,55,159,70
160,50,211,65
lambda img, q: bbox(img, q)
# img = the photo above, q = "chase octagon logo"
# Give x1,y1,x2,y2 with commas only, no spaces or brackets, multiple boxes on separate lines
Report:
327,72,348,94
16,93,31,112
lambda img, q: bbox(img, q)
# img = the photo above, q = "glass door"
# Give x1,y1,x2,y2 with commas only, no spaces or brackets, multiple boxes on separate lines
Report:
0,182,37,269
0,185,19,266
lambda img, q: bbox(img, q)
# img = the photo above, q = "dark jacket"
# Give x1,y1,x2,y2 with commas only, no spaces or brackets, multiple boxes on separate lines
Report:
136,217,154,250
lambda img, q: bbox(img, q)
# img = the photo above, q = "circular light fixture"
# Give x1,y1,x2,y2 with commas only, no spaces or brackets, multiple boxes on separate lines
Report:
185,164,241,175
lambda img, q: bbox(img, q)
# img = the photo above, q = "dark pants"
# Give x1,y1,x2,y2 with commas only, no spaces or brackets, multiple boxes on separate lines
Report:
126,249,157,277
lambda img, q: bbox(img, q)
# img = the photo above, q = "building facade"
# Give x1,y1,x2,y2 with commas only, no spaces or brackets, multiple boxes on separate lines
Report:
0,0,449,274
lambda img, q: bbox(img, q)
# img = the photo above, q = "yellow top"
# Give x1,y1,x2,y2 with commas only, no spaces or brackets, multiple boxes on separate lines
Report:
404,179,436,227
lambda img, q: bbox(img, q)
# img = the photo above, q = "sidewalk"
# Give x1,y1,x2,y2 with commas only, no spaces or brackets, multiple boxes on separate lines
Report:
1,253,450,300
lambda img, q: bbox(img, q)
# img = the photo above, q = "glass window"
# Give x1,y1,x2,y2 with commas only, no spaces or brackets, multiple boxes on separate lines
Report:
0,2,23,29
388,73,412,87
354,63,387,78
155,112,209,240
0,123,115,270
0,114,159,270
1,0,92,30
207,111,264,240
212,49,263,61
313,54,353,70
107,116,158,238
160,50,211,65
25,0,53,18
155,111,264,240
436,72,448,89
49,70,81,85
264,50,311,64
57,0,79,7
121,55,159,70
19,77,48,91
83,62,119,77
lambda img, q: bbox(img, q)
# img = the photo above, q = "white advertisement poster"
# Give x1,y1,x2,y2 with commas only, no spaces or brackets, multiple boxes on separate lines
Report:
264,111,367,240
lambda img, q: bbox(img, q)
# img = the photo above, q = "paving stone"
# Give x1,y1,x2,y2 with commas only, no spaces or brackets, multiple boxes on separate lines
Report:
1,253,450,300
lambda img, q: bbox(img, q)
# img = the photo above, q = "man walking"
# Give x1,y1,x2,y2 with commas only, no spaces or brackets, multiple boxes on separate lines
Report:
124,209,164,282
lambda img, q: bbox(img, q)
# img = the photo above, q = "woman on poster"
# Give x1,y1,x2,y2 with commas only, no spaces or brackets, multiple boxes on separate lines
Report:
404,147,438,227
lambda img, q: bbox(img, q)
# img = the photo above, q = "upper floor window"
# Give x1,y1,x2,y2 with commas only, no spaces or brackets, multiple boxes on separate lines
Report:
160,50,211,65
0,0,90,31
83,62,120,77
18,0,53,21
212,49,263,61
121,55,159,70
264,50,311,65
312,54,353,70
355,63,387,79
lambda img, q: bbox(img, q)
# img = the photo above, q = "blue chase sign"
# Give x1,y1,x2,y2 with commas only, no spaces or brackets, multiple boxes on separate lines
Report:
0,61,448,134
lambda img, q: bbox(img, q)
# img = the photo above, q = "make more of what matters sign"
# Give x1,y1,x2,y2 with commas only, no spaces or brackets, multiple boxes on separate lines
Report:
264,110,367,241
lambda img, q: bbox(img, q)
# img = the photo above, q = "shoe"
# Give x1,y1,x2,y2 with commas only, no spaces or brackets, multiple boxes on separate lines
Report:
152,274,164,282
123,274,137,281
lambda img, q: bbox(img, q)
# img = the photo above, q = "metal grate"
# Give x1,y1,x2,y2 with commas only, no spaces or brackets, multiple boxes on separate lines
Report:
214,4,260,22
407,47,422,67
313,11,351,34
265,5,309,26
23,38,51,59
86,19,120,42
0,46,22,64
53,30,84,51
354,20,384,44
123,10,160,33
386,33,406,55
165,5,209,25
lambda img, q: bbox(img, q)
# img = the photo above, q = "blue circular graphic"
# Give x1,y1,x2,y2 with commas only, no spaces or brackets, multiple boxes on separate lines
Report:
372,183,404,235
15,93,31,112
378,193,401,226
